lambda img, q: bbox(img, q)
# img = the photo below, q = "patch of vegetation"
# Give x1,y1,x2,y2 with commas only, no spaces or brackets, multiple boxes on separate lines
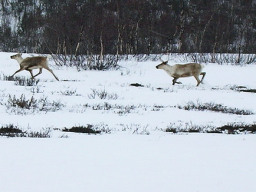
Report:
165,122,206,133
0,124,23,137
63,126,101,134
231,85,256,93
185,53,256,65
115,105,137,115
166,127,201,133
6,94,37,110
119,123,150,135
165,128,178,133
216,124,256,134
70,102,140,115
152,105,165,111
134,54,161,62
239,89,256,93
4,75,40,86
0,125,51,138
60,89,78,96
39,97,64,112
73,102,164,115
164,122,256,134
30,86,43,94
93,103,138,115
6,94,64,114
130,83,144,87
54,54,119,71
88,89,118,100
176,101,253,115
62,124,110,134
91,102,113,111
84,55,119,70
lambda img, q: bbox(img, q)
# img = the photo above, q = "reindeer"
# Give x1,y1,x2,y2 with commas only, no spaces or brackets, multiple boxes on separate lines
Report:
156,60,206,86
10,53,59,81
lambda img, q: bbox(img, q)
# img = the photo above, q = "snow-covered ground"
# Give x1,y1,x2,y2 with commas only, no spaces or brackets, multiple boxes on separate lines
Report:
1,134,256,192
0,52,256,192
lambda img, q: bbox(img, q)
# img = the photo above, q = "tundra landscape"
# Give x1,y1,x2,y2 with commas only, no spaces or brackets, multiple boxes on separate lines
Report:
0,52,256,192
1,1,256,191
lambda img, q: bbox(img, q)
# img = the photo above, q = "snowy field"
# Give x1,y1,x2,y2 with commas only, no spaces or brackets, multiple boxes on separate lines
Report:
0,52,256,192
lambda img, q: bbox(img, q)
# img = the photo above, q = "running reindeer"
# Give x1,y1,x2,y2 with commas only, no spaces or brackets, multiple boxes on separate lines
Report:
156,60,206,86
10,53,59,81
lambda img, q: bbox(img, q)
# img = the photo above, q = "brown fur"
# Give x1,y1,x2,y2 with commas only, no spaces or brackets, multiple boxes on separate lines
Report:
10,53,59,81
156,61,206,86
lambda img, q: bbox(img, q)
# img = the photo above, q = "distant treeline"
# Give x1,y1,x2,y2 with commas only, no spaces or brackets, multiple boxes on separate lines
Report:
0,0,256,55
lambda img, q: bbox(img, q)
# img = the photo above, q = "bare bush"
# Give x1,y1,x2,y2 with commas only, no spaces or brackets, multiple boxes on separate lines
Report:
60,89,78,96
0,125,51,138
3,75,40,86
216,124,256,134
52,54,119,71
119,124,150,135
6,94,37,110
176,101,253,115
88,89,118,100
84,55,119,70
185,53,256,65
164,122,256,134
165,122,212,133
62,124,110,134
6,94,64,114
0,124,24,137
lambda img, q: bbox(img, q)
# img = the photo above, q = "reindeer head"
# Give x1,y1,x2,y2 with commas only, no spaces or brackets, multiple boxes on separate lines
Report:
10,53,22,59
156,60,168,69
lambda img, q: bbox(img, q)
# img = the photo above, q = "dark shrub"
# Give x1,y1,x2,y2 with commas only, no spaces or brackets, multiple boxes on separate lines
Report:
63,125,101,134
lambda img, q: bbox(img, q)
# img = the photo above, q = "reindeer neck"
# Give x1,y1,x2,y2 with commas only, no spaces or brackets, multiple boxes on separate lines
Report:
15,57,24,64
162,64,173,71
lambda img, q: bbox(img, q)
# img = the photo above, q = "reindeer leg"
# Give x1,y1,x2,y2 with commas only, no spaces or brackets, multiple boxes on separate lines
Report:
172,77,182,85
26,69,34,79
194,75,201,86
200,72,206,83
33,68,42,78
172,77,178,85
44,66,59,81
11,68,24,77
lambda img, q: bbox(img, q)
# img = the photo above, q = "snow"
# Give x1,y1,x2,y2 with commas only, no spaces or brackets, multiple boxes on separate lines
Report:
0,52,256,192
1,135,255,192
